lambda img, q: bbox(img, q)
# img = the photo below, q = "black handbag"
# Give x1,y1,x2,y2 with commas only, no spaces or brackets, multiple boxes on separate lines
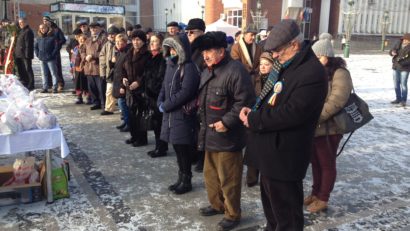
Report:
138,108,154,131
333,92,373,134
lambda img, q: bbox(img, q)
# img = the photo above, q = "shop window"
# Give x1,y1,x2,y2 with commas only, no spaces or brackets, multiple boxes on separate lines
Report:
225,9,242,28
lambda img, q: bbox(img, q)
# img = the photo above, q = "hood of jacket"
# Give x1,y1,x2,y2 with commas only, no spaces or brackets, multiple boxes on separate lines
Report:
162,33,191,65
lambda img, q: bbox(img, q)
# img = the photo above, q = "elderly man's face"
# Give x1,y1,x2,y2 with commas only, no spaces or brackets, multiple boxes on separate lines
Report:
186,29,204,43
18,20,26,29
270,40,299,64
90,26,101,35
167,26,179,36
80,25,88,33
403,39,410,46
243,32,255,44
202,48,225,67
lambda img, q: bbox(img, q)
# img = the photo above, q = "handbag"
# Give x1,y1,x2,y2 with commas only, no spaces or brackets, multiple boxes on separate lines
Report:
138,108,154,131
333,92,373,134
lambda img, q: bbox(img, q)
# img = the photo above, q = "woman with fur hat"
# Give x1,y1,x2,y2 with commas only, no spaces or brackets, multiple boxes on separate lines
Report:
34,23,59,93
305,34,353,213
158,33,200,194
123,30,151,147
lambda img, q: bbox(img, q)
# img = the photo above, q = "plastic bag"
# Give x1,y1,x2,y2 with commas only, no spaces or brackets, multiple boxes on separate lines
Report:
2,157,38,186
36,111,57,129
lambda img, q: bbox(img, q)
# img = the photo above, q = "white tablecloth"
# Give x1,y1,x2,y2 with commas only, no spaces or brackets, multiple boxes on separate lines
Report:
0,126,70,158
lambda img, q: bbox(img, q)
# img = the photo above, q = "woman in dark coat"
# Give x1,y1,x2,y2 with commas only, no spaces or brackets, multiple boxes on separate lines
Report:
123,30,150,146
111,33,131,131
157,33,200,194
144,33,168,157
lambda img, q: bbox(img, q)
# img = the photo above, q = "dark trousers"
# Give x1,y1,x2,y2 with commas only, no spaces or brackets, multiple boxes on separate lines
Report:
173,144,194,176
153,110,168,152
128,104,147,143
87,75,104,106
311,135,342,202
15,58,34,90
260,175,304,231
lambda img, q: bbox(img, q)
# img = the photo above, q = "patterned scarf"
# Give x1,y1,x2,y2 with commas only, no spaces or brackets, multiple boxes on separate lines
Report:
252,57,297,111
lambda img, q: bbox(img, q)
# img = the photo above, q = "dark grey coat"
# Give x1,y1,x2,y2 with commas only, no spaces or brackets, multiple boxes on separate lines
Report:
158,33,200,145
14,25,34,59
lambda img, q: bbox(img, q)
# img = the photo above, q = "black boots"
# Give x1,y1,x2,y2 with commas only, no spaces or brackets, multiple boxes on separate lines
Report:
168,171,182,191
174,174,192,194
169,172,192,194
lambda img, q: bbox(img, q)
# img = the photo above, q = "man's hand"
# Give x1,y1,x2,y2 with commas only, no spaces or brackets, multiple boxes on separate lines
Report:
239,107,251,128
85,54,92,62
122,78,129,86
129,81,139,90
119,88,125,94
209,121,228,132
111,56,116,63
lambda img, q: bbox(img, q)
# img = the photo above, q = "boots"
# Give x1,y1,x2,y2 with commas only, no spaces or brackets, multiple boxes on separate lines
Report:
168,171,183,191
307,199,328,213
173,174,192,195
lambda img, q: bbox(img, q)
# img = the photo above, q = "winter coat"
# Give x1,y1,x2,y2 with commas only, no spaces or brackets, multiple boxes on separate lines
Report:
244,42,328,182
99,40,116,82
390,40,410,72
112,44,131,99
230,36,263,76
144,51,166,100
51,25,66,49
81,33,107,76
123,45,150,108
14,25,34,59
34,30,58,61
197,53,256,152
254,73,269,97
315,68,353,137
158,34,200,145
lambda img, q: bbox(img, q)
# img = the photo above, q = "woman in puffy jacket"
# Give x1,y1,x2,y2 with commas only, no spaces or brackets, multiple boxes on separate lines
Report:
158,33,200,194
34,24,59,93
304,34,353,213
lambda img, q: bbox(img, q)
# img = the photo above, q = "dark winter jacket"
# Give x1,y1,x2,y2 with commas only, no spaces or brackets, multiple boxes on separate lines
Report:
158,34,200,145
390,40,410,72
112,44,131,99
34,30,58,61
51,24,66,49
14,25,34,59
197,53,256,152
144,51,166,100
244,42,328,182
122,45,150,109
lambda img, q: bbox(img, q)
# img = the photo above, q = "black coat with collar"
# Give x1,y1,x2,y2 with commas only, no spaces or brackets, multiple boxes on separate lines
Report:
14,25,34,59
197,53,256,152
244,42,328,182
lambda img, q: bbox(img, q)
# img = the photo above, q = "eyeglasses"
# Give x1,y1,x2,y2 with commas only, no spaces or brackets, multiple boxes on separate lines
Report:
185,30,201,35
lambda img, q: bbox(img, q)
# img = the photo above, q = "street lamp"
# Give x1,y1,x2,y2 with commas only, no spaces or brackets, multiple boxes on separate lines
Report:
381,10,390,51
201,5,205,20
165,8,168,27
343,0,357,58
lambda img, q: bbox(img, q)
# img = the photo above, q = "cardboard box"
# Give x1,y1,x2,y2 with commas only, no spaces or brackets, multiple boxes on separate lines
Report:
0,165,42,206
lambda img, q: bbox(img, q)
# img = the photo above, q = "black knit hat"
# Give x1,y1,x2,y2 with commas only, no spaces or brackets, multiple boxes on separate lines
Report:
186,18,206,31
130,29,147,43
264,19,300,51
167,21,179,28
194,31,227,52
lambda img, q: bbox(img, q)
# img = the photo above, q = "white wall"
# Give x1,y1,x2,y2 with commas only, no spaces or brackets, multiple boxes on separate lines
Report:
318,0,331,34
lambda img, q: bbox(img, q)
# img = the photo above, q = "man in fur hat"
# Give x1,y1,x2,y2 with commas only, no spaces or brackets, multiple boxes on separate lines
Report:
196,31,255,231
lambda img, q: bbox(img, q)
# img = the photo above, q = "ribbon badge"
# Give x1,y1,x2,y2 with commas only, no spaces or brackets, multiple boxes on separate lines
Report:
268,81,283,106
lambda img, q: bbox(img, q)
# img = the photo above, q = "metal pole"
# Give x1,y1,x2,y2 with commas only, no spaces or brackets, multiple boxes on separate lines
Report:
3,0,9,20
343,0,355,58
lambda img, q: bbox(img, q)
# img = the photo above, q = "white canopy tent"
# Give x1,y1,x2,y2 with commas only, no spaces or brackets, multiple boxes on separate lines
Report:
205,19,240,38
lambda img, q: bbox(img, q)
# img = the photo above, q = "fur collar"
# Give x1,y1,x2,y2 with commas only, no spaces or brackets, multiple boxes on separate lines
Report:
238,35,256,67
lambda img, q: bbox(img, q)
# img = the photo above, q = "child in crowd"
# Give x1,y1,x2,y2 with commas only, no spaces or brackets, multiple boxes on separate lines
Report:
71,32,90,104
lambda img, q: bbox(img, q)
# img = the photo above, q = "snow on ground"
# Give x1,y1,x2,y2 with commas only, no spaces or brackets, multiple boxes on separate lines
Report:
1,52,410,231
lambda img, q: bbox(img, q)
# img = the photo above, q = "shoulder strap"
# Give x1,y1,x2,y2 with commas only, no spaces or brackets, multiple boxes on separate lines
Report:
336,132,354,157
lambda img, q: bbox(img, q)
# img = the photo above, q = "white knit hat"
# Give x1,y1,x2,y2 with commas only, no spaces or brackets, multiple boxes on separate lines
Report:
312,37,334,57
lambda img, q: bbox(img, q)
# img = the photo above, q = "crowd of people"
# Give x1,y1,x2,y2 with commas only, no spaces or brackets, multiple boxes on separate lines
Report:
2,14,410,231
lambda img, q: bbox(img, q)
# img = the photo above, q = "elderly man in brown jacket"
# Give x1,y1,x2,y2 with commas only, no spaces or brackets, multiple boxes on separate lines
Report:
230,26,263,79
81,22,107,110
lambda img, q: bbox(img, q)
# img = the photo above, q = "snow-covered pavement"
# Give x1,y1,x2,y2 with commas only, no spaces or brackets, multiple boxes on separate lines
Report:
1,52,410,231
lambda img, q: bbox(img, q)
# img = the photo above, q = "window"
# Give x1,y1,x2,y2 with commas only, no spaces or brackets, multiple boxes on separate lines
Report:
225,9,242,28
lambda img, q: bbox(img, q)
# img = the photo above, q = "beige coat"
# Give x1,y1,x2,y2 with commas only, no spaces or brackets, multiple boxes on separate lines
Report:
230,36,262,75
99,40,115,81
316,68,353,136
